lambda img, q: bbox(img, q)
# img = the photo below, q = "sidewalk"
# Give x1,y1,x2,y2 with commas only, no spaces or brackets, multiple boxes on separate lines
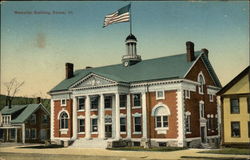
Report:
0,144,249,160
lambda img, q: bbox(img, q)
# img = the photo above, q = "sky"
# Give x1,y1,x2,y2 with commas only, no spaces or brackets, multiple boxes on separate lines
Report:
1,1,249,98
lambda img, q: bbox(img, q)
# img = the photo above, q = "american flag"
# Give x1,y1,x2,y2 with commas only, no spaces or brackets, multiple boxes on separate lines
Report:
103,4,131,28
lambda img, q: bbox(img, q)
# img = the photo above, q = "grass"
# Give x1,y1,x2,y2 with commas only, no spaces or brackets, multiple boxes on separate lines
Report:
108,146,187,152
199,148,250,155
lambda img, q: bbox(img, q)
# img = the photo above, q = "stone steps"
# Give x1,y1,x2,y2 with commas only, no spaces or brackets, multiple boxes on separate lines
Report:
70,138,108,148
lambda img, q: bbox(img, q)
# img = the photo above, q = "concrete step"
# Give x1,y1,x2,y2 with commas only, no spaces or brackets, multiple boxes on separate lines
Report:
70,138,108,148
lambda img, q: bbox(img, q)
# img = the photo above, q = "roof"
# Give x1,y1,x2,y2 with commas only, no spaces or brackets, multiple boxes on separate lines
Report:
50,51,221,93
0,104,49,124
217,66,250,95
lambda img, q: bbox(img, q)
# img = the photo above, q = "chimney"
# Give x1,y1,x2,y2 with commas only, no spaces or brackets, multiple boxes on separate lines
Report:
8,98,12,109
66,63,74,79
37,97,41,104
201,48,209,58
5,96,9,106
186,41,195,62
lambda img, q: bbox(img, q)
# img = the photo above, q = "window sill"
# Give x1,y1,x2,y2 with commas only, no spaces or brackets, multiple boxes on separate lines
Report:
132,106,141,109
90,109,98,111
104,108,112,110
185,97,190,99
120,107,126,110
133,132,142,135
120,132,126,134
91,132,98,134
155,127,168,134
77,110,85,112
186,132,192,134
60,129,68,134
78,132,85,134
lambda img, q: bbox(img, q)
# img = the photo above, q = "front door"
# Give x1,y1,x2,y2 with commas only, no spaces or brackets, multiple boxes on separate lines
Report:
40,129,47,141
105,125,112,138
201,127,206,143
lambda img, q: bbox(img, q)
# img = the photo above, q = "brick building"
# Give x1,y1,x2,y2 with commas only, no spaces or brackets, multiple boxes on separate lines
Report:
49,34,221,148
0,98,50,143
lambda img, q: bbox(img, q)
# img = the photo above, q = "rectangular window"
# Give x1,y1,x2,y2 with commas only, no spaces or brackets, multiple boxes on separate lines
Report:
42,115,48,124
25,129,30,139
231,121,240,137
61,99,66,106
133,94,141,107
10,129,15,140
120,95,127,108
104,96,112,109
162,116,168,127
156,91,164,100
30,114,36,124
91,118,98,132
156,116,162,128
185,115,191,132
184,90,190,99
230,98,239,113
91,96,99,109
248,121,250,138
0,129,3,139
30,128,36,139
78,97,85,110
247,97,250,114
209,94,213,102
78,119,85,133
199,103,205,118
134,117,142,132
120,117,126,132
3,115,11,125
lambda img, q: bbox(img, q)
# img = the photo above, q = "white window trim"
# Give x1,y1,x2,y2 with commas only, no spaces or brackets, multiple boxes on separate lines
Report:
209,94,214,102
197,72,205,95
91,117,98,133
60,128,68,134
61,99,67,107
78,118,85,133
133,114,142,134
199,101,205,118
3,115,11,125
156,90,165,100
77,97,85,110
185,90,191,99
185,111,191,134
132,94,141,108
120,115,127,133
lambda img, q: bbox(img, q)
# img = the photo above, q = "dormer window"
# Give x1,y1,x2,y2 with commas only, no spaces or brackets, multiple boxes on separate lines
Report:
198,72,205,94
2,115,11,125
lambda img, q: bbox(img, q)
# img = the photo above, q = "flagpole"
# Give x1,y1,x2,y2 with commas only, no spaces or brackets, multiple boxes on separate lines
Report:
130,2,132,35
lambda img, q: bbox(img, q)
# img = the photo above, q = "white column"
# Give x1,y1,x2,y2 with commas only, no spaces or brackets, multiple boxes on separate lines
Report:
115,93,120,139
126,94,131,139
50,99,54,140
177,86,185,147
22,123,25,144
72,97,77,140
85,95,91,139
99,94,105,139
15,128,17,142
142,92,147,138
112,95,116,138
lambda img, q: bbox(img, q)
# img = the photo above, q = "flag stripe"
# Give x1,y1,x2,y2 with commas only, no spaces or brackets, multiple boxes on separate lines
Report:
103,4,130,27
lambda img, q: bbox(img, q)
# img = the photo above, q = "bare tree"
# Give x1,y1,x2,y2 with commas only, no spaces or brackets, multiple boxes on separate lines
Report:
4,78,24,101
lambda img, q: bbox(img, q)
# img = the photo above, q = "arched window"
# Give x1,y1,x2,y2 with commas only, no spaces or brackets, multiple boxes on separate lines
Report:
198,73,205,94
60,112,69,129
152,105,170,133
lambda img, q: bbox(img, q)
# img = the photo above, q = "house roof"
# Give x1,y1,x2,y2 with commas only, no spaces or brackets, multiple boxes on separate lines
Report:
50,51,221,93
0,104,49,124
217,66,250,95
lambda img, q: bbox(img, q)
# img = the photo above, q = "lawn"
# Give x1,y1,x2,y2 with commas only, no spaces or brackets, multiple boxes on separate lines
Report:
108,146,187,152
199,148,250,155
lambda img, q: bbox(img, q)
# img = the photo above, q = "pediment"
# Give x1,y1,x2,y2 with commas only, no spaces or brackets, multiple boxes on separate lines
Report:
71,73,116,89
